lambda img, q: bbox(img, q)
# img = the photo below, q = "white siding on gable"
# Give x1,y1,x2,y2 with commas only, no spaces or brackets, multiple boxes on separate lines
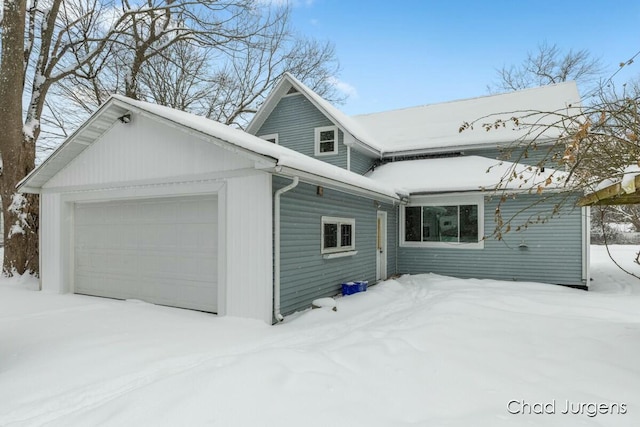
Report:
44,115,253,189
37,112,275,323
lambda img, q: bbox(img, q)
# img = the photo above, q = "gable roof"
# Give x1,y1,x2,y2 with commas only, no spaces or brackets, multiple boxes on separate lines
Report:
248,74,581,158
246,73,383,156
354,81,581,156
18,95,401,201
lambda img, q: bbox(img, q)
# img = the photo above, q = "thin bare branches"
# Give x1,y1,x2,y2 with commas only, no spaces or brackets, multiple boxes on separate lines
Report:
489,42,604,94
463,82,640,241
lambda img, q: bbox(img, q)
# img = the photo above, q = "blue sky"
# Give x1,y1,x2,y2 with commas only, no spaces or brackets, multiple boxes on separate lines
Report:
288,0,640,115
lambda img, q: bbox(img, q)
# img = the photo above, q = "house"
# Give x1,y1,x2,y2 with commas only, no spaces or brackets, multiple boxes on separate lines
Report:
18,74,588,324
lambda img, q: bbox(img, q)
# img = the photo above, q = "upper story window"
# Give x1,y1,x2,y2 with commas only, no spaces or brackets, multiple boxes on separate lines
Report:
259,133,278,144
314,126,338,156
401,195,484,249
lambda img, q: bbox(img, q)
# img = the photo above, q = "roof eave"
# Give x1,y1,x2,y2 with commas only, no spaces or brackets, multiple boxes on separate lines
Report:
18,97,282,194
381,136,559,158
245,76,292,135
250,73,383,157
275,165,402,203
17,98,130,192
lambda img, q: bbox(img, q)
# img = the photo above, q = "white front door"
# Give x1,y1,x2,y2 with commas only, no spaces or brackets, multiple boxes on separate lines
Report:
376,211,387,281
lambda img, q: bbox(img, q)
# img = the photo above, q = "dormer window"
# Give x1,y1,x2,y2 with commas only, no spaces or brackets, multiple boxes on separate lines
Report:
314,126,338,156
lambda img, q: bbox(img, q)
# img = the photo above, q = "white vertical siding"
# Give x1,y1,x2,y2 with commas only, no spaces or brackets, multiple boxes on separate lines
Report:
224,173,273,323
44,115,253,189
40,193,65,293
38,112,274,323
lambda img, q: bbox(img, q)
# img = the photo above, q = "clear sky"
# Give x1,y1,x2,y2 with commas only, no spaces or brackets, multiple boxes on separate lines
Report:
288,0,640,115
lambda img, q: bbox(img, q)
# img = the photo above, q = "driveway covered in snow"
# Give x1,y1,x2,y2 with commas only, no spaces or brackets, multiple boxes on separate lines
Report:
1,245,640,426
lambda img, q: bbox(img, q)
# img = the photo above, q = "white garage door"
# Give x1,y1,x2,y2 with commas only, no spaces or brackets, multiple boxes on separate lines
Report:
74,195,218,312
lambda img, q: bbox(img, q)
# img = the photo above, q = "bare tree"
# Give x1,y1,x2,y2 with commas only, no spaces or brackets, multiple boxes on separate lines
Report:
56,6,342,130
467,57,640,242
203,35,342,127
489,42,604,93
486,44,640,255
1,0,340,276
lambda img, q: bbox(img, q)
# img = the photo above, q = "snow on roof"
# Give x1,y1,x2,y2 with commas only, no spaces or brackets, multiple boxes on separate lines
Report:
249,75,580,157
246,73,383,153
367,156,566,194
18,95,401,201
353,82,581,154
283,74,383,151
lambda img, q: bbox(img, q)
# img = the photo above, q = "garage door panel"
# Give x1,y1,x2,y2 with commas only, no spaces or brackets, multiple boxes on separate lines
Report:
177,223,216,250
74,195,218,312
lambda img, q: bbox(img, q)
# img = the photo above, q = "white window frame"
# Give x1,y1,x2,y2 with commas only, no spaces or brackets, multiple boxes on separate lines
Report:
258,133,279,144
314,125,338,156
321,216,356,254
400,194,484,249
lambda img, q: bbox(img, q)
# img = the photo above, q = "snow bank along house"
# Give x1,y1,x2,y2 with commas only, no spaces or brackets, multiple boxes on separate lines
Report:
18,74,589,324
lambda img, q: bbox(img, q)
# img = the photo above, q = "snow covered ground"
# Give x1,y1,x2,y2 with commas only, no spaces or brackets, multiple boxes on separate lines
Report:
1,245,640,426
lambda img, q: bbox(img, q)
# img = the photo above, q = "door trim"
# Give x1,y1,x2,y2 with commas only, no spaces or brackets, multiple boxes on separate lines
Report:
376,211,387,281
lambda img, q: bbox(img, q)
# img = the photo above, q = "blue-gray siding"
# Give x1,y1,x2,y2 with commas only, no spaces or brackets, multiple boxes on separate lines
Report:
257,94,348,170
350,147,376,175
275,176,398,316
398,193,585,286
467,145,562,167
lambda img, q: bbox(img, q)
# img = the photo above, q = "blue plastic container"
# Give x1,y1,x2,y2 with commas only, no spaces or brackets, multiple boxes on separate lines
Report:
341,281,368,296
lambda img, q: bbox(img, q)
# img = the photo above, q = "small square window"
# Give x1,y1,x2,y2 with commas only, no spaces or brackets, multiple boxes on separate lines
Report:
314,126,338,156
321,216,355,254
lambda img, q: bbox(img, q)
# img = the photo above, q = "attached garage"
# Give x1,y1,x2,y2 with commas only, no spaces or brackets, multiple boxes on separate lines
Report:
18,93,399,324
74,196,218,312
19,95,275,323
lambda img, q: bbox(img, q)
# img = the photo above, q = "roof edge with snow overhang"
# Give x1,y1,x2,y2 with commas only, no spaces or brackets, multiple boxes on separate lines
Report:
248,75,581,159
367,156,569,195
356,81,582,156
18,95,401,203
246,73,383,157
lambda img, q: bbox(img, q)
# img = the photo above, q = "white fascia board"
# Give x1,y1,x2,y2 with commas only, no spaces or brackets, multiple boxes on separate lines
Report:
17,100,128,192
283,74,383,157
245,79,291,135
275,166,401,204
18,186,41,194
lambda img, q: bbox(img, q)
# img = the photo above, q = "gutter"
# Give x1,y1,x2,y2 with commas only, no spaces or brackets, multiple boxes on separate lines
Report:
273,176,299,322
275,165,402,204
381,136,559,159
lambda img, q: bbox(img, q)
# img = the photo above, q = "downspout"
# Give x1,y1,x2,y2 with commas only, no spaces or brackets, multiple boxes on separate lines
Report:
582,206,591,287
274,176,299,322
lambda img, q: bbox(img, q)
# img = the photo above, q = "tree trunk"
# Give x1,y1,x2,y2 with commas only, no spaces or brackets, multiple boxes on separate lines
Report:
0,0,39,276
